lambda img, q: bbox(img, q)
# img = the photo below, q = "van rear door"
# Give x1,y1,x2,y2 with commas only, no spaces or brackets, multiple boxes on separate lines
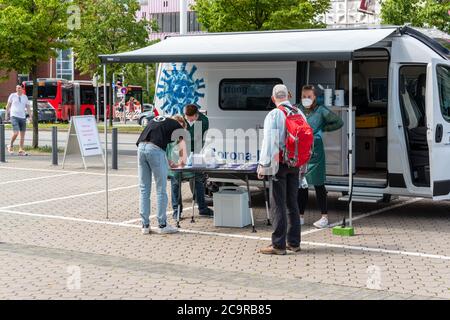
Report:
426,59,450,200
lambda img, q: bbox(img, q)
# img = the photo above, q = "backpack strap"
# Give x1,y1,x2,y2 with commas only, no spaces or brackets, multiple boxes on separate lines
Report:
278,104,297,116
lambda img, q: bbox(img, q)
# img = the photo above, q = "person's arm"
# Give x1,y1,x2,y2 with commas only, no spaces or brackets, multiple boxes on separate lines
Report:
322,107,344,132
177,139,188,167
5,101,11,122
259,110,284,167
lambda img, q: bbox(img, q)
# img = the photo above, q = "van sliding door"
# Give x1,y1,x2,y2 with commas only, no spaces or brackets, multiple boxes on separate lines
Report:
426,59,450,200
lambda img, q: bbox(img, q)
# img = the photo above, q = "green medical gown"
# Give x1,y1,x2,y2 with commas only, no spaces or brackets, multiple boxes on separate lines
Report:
298,104,344,186
166,142,194,180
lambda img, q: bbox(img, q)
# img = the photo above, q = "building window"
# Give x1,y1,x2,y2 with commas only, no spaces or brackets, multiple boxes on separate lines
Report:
17,74,29,85
56,49,74,81
219,78,283,111
153,11,201,33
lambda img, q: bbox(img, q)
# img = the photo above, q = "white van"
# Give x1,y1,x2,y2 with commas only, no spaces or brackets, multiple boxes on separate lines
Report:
100,26,450,202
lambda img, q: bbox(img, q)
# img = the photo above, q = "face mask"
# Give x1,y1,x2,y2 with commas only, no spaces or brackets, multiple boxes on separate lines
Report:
302,98,313,108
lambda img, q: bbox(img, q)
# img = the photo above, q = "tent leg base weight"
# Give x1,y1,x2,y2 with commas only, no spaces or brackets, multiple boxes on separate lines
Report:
332,226,355,237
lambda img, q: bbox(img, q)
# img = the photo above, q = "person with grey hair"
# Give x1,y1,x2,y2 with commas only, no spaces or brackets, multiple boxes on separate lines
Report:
257,84,306,255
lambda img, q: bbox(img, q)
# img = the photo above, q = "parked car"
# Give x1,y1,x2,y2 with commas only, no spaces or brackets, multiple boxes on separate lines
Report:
137,111,155,127
138,105,159,127
27,101,56,123
142,103,154,113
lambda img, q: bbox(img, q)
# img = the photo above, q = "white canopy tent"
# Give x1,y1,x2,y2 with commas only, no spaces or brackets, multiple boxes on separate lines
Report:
99,27,399,225
100,27,396,63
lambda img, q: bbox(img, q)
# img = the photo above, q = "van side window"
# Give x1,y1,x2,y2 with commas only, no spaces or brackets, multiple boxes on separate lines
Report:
437,65,450,123
399,66,427,129
219,78,283,111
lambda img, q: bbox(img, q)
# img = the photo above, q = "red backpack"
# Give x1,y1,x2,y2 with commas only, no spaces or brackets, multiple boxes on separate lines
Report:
278,105,314,168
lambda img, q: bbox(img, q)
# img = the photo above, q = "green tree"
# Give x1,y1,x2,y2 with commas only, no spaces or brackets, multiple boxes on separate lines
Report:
69,0,156,126
192,0,331,32
381,0,450,34
0,0,70,148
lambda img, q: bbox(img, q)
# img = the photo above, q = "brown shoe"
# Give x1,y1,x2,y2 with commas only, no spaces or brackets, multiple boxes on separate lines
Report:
287,244,301,252
259,245,286,255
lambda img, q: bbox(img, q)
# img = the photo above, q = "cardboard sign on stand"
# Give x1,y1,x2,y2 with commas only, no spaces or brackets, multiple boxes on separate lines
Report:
62,115,105,169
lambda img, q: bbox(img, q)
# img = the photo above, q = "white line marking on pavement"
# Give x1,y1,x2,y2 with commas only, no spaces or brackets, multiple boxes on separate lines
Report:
0,184,139,210
120,206,197,224
0,172,78,185
0,209,141,228
301,197,423,236
300,240,450,261
0,166,138,178
121,216,155,224
1,206,449,261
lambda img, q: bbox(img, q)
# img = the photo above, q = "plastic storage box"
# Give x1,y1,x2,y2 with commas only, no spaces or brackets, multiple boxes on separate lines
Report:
356,114,387,128
213,187,251,228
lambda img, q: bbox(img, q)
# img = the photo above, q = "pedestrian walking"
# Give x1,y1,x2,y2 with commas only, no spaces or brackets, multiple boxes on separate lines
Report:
5,85,30,156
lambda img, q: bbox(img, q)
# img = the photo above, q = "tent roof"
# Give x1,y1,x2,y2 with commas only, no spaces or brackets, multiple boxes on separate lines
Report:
99,27,398,64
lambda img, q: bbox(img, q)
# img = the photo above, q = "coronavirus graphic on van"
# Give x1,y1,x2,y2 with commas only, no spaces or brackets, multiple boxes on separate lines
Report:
156,63,205,115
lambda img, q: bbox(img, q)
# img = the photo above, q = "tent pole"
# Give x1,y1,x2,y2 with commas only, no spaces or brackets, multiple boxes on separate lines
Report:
104,64,109,220
180,0,187,35
348,60,353,227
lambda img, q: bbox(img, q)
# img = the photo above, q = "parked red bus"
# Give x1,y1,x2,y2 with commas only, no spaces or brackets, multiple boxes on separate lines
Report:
24,79,73,121
24,79,143,122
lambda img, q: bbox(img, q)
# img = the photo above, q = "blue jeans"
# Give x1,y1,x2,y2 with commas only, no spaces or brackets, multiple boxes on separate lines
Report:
170,173,207,214
138,143,168,227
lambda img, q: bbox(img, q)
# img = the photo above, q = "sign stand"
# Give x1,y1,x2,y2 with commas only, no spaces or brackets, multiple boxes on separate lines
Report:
62,115,105,169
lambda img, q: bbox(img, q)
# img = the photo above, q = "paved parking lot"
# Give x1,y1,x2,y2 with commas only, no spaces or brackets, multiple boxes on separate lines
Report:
0,155,449,300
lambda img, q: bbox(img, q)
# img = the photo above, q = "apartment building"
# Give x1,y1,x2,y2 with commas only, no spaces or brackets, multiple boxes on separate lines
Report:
0,49,90,103
138,0,382,40
324,0,381,26
138,0,201,40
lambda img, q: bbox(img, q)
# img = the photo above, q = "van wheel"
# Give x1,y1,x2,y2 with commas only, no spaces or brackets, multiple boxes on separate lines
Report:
84,109,93,116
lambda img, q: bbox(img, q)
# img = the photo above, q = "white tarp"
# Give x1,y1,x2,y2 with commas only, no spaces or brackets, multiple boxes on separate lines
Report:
99,27,397,63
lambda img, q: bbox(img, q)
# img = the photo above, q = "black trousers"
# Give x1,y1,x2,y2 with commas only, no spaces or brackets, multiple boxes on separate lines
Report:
298,185,328,215
270,164,300,249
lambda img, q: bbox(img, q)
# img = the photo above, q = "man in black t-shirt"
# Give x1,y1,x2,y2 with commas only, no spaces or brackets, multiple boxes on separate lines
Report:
136,116,187,235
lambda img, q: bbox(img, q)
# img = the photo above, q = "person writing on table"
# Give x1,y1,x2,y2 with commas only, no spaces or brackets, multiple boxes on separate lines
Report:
297,85,344,229
136,115,188,235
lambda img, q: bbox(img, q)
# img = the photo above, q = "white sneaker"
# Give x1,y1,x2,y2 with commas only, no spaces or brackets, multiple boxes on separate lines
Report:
313,217,329,229
158,224,179,234
142,225,150,235
300,217,305,226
